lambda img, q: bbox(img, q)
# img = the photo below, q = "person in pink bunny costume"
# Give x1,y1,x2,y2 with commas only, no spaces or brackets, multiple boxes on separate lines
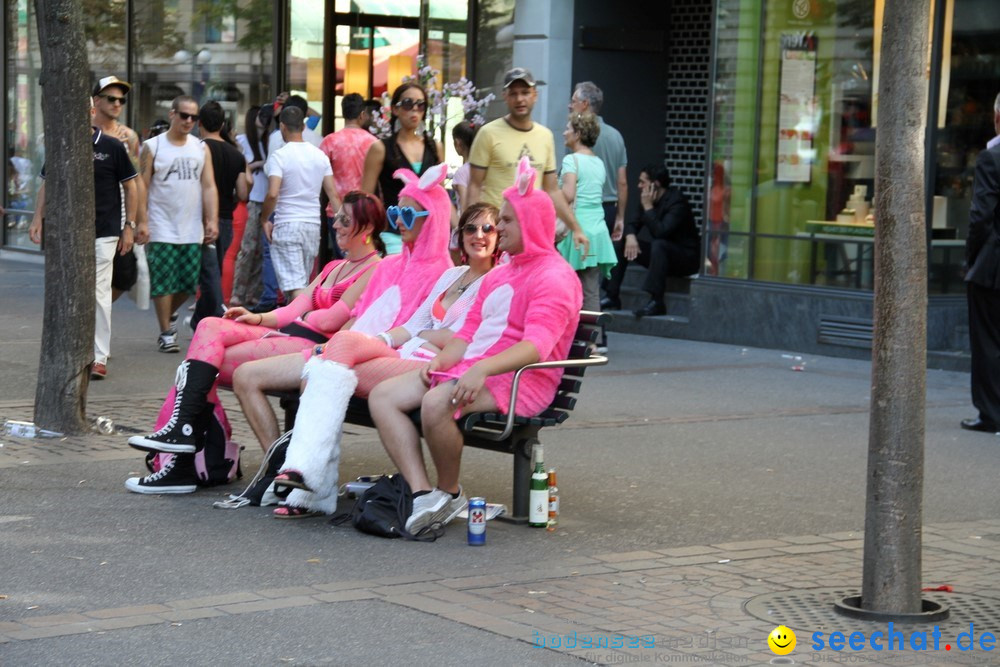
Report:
239,163,455,517
370,156,583,532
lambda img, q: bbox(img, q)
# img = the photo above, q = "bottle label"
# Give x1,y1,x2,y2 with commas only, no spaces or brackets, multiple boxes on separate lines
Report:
548,496,559,514
529,489,548,524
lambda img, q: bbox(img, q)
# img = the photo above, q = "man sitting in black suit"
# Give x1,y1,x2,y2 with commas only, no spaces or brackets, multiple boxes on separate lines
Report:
602,164,700,318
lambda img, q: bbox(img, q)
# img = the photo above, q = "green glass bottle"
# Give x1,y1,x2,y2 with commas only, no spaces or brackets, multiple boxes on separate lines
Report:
529,445,548,527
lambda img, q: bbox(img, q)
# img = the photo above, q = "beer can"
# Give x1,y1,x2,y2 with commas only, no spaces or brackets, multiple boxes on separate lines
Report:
467,496,487,546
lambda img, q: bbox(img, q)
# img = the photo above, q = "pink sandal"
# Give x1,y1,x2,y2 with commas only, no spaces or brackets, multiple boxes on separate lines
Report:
273,470,312,497
273,504,322,519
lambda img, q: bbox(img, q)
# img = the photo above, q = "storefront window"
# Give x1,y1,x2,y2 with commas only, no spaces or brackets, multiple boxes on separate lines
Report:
5,0,44,249
131,1,273,144
427,1,468,87
930,0,1000,294
711,0,993,294
707,0,760,279
289,0,325,122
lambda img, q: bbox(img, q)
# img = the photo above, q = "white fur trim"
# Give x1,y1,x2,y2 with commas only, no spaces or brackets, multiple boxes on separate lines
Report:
464,283,514,358
417,162,447,190
515,156,534,196
280,361,358,515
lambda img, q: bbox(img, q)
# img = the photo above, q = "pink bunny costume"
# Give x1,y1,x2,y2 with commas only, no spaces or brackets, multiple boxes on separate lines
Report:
449,157,583,415
349,164,454,335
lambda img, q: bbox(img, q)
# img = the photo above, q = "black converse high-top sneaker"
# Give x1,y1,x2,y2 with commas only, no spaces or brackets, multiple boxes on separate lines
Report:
124,454,197,494
128,359,219,454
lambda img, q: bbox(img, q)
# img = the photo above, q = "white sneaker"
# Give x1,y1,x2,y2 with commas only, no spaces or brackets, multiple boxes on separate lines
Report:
158,330,179,353
405,487,467,533
406,490,447,533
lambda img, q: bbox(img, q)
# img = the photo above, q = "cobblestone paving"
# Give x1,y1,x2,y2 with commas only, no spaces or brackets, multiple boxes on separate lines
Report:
3,399,999,665
2,518,998,666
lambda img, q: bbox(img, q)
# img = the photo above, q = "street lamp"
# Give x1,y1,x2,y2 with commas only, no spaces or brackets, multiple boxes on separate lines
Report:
172,48,213,100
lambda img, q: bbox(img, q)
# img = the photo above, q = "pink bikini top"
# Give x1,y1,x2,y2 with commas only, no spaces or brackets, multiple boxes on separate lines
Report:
312,260,376,310
431,290,447,321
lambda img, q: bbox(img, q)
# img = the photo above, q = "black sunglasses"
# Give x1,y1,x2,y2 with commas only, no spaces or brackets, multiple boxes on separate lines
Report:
176,111,200,122
462,223,496,235
395,98,427,112
99,94,127,105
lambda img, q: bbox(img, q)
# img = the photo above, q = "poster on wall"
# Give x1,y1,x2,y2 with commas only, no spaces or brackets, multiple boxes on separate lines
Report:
777,32,817,184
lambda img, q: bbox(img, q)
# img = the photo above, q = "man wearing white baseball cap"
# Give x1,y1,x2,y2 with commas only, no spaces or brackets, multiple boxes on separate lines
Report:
29,89,140,380
91,76,149,311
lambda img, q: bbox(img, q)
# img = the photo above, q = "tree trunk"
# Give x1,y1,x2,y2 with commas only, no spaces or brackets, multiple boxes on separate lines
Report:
861,0,930,613
32,0,95,434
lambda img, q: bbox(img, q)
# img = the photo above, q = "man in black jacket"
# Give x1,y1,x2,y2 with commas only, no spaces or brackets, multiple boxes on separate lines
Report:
962,93,1000,433
604,164,700,317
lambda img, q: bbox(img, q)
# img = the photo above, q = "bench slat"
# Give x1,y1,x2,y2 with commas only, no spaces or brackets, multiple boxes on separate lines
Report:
558,377,582,394
575,325,600,344
550,395,576,411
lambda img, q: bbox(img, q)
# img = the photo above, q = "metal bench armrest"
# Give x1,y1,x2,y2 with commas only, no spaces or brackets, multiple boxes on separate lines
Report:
464,354,608,441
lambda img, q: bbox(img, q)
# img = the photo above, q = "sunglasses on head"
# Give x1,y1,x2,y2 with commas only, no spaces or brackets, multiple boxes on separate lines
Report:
395,98,427,112
99,93,127,105
386,205,429,230
176,111,199,122
462,223,496,235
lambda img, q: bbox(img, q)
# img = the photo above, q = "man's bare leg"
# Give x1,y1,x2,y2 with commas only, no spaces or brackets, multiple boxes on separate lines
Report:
232,353,306,450
420,381,498,495
153,292,189,332
369,371,432,490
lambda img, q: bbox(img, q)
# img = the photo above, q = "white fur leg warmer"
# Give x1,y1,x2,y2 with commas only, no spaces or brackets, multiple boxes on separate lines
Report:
280,357,358,514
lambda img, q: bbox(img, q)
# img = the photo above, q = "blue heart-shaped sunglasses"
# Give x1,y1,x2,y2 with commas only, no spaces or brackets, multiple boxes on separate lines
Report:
386,205,430,230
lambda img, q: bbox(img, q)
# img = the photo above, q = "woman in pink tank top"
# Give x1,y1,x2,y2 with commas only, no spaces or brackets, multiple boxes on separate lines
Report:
125,192,387,486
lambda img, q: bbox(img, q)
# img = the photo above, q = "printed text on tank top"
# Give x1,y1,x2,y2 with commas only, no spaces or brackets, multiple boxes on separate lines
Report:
163,158,202,181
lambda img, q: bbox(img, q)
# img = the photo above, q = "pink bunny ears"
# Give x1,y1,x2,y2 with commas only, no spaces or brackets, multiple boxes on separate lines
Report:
393,163,448,191
515,156,535,196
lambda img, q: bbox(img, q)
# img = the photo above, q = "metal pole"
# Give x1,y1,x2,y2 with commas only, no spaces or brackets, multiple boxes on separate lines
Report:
861,0,930,615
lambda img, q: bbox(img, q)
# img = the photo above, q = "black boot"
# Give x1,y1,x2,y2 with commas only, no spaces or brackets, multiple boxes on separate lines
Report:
128,360,219,453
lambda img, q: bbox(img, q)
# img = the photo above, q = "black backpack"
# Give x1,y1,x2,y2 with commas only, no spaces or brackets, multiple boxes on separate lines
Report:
333,474,443,542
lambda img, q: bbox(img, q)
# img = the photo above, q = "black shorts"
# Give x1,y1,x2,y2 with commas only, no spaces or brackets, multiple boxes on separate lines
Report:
111,248,138,291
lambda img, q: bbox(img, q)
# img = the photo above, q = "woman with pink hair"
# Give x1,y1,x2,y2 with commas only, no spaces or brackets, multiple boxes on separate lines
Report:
370,157,583,532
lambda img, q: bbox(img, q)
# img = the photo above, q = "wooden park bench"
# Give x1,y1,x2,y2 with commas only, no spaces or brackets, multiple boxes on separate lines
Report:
234,311,609,523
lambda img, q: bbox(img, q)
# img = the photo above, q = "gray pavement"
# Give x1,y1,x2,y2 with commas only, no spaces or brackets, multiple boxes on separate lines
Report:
2,255,999,666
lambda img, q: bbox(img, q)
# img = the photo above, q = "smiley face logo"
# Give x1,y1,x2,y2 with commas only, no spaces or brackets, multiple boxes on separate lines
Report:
768,625,796,655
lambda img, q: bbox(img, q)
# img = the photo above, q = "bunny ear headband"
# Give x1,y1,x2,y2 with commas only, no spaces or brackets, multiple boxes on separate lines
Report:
393,163,448,191
515,156,535,196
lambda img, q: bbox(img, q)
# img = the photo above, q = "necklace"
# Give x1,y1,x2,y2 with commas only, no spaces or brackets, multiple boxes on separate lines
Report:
346,249,379,264
329,250,378,286
455,270,486,294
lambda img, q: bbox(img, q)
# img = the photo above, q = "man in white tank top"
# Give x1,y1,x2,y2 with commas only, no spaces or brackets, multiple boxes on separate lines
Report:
140,95,219,353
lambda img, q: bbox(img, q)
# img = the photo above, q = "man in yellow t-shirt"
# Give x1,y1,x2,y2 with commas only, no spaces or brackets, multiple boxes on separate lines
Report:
467,67,588,255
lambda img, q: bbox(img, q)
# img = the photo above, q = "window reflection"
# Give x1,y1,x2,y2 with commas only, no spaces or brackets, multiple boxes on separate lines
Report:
5,0,44,248
131,1,273,141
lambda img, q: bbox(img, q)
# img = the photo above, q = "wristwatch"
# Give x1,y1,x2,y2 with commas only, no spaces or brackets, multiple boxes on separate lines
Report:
124,220,136,230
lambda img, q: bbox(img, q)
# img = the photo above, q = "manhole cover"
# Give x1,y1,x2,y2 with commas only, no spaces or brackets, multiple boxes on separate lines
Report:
745,587,1000,634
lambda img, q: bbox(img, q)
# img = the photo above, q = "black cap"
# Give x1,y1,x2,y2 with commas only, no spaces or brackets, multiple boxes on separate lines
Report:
503,67,537,89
